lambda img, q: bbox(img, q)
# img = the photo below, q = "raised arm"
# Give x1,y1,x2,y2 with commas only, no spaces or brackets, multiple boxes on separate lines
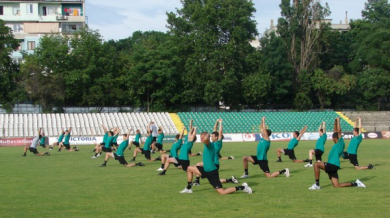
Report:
322,122,326,133
189,119,193,130
261,117,270,141
61,127,64,134
218,119,223,141
114,128,121,136
38,128,42,136
101,124,107,133
179,126,185,139
336,117,342,138
358,117,362,135
354,117,358,128
297,126,307,140
127,128,131,138
189,127,197,141
318,123,322,133
68,127,72,133
213,120,219,132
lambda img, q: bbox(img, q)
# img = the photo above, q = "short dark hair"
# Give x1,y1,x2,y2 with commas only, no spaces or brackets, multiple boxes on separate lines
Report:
353,128,359,133
267,129,272,137
294,131,299,136
123,134,127,137
332,132,339,139
109,131,114,135
175,134,180,140
212,131,219,137
319,129,323,133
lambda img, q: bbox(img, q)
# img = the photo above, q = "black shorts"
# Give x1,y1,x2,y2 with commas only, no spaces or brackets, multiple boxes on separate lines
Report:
155,143,163,151
55,142,60,146
114,153,128,165
102,147,112,152
169,156,180,167
178,159,190,171
141,149,151,160
314,149,324,161
112,143,118,147
29,147,38,154
64,144,70,150
40,144,46,148
283,149,296,160
196,166,207,178
152,137,157,142
324,162,339,179
250,156,270,173
216,164,220,170
100,142,105,146
343,152,359,166
132,141,140,147
204,169,223,189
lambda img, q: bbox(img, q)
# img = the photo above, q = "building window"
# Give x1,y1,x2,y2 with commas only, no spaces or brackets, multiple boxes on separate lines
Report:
0,6,3,15
13,23,23,33
26,4,33,14
13,6,20,15
27,41,36,50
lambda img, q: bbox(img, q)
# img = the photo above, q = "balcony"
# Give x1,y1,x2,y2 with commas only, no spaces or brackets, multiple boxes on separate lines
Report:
56,15,67,20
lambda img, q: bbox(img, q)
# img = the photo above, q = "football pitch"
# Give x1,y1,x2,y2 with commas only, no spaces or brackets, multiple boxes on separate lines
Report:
1,140,389,218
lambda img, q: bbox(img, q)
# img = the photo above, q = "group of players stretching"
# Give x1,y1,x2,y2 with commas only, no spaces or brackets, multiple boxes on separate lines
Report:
23,115,373,194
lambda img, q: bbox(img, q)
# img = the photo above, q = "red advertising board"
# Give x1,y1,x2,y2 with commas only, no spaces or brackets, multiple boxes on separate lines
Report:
0,137,34,147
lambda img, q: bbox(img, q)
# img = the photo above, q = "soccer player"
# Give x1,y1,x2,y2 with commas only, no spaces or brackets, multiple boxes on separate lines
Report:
304,122,327,167
92,129,120,158
28,128,50,156
59,127,79,152
131,124,161,162
112,128,119,150
100,128,144,167
276,125,308,162
49,128,64,150
152,127,166,153
92,124,109,154
185,119,202,156
241,117,290,178
193,119,238,185
156,127,185,172
308,118,366,190
39,132,49,150
180,132,252,194
158,127,196,175
129,129,142,150
342,117,374,170
150,121,158,143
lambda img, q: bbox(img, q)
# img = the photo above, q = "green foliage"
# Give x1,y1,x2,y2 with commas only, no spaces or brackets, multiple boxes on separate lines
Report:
358,67,390,110
242,71,272,108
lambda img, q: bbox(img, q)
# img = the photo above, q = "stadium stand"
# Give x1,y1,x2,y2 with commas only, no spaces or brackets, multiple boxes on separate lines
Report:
177,112,354,133
0,112,177,137
342,111,390,132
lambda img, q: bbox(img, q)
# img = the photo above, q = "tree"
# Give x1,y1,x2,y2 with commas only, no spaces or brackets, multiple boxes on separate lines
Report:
358,67,390,110
0,20,23,112
277,0,331,82
167,0,259,108
242,71,272,109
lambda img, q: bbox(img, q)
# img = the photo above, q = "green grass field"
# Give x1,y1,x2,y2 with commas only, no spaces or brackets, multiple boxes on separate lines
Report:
1,140,389,218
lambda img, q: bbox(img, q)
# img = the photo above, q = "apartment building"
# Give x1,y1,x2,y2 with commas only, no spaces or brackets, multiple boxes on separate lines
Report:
0,0,86,63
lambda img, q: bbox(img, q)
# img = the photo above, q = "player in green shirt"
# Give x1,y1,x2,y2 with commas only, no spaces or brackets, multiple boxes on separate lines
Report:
342,117,374,170
241,117,290,178
193,119,238,185
92,128,120,158
186,119,202,157
276,125,308,162
129,129,142,150
158,127,195,175
59,127,79,152
180,131,252,194
49,128,64,150
39,133,49,150
100,128,144,167
156,127,185,172
92,124,109,154
131,124,161,162
309,118,366,190
152,127,166,153
304,122,327,167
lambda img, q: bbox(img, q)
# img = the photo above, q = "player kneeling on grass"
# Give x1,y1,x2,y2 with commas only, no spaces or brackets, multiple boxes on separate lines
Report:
158,127,196,175
100,128,144,167
156,127,185,172
276,125,308,163
304,122,327,167
131,124,161,162
92,129,120,158
309,118,366,190
49,128,64,150
242,117,290,179
58,127,79,152
180,132,252,195
27,128,50,157
342,116,374,170
193,119,238,185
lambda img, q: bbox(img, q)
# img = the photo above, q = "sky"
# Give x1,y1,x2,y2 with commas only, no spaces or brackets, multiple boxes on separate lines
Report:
86,0,368,41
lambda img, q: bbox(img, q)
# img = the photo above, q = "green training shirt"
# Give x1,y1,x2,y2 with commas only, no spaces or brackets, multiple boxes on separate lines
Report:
257,138,271,161
179,141,194,161
327,137,345,168
347,134,363,155
143,135,153,151
64,133,71,144
157,133,164,144
287,137,299,150
315,133,327,152
104,136,114,148
116,140,128,156
170,139,182,158
203,143,217,172
40,136,46,145
213,140,223,165
113,134,118,143
58,133,65,143
134,133,141,143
